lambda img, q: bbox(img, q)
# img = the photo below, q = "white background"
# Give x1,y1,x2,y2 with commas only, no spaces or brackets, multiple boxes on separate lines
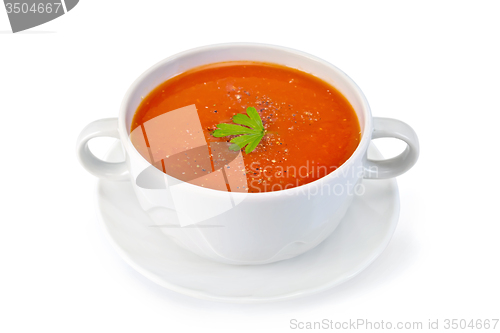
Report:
1,1,499,332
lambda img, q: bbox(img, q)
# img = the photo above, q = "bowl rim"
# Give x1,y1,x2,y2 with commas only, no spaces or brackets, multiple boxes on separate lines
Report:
118,42,372,197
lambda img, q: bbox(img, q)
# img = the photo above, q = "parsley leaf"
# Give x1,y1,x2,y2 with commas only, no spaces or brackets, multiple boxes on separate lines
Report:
212,107,266,153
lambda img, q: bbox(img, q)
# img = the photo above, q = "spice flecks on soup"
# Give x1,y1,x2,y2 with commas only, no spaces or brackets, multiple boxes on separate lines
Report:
131,62,361,193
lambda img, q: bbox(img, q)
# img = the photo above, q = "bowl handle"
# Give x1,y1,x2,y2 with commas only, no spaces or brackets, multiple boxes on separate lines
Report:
76,118,129,181
363,117,419,179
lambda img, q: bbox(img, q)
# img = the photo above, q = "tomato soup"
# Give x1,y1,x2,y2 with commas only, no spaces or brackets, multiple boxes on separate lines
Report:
130,62,360,193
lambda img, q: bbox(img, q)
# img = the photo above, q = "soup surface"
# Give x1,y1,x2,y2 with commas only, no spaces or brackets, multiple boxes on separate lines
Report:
131,62,360,193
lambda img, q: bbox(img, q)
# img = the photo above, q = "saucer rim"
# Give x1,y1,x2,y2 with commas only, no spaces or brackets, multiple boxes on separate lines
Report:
95,142,400,303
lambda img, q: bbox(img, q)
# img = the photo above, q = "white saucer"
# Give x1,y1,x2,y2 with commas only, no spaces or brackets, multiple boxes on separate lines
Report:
96,142,399,303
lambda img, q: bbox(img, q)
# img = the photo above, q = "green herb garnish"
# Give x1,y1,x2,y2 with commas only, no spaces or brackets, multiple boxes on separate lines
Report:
212,106,266,153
